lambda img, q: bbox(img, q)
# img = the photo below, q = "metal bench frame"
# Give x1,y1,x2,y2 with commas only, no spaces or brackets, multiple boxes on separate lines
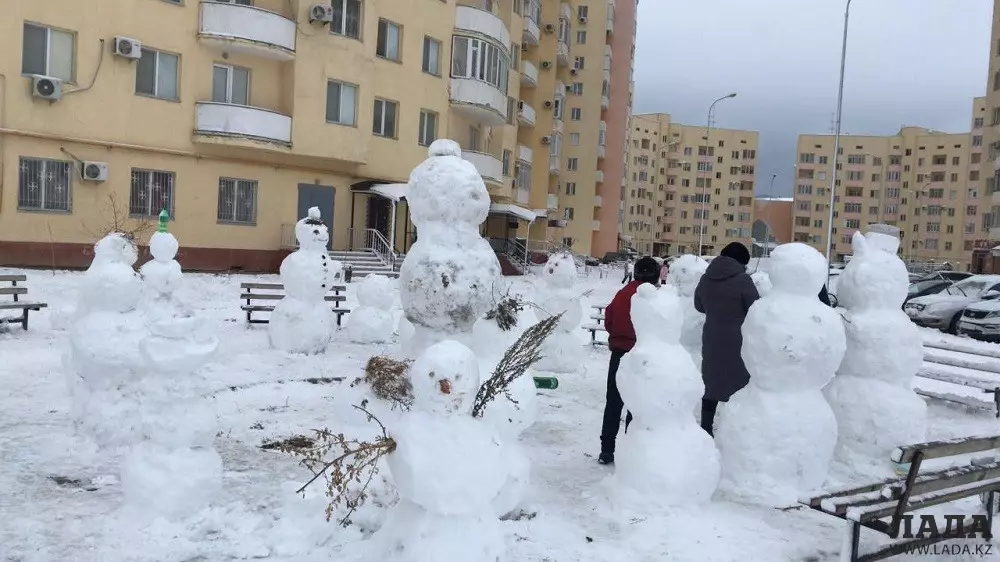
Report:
0,275,47,330
240,282,350,327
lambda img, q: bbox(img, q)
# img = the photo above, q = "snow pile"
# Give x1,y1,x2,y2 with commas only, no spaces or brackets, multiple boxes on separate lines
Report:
824,229,927,477
717,243,846,506
610,283,719,511
666,254,708,367
532,252,583,373
750,271,772,296
268,207,342,354
347,274,396,344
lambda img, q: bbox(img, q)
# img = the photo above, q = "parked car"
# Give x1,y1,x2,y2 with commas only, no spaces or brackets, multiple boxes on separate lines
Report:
918,271,973,283
904,278,955,306
904,275,1000,333
957,296,1000,342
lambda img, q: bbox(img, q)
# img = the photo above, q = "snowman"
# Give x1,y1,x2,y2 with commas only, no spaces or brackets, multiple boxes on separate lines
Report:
611,283,720,511
269,207,342,354
373,340,507,562
139,214,184,321
716,243,846,507
347,274,397,344
665,254,709,368
824,227,926,476
397,140,502,357
532,252,583,373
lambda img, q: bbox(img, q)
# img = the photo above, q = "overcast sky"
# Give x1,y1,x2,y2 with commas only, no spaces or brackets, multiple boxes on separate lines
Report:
632,0,993,197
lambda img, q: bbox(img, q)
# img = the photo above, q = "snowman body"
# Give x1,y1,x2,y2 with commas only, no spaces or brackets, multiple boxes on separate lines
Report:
532,253,583,373
347,274,397,344
139,231,184,320
716,243,845,507
666,255,708,368
269,207,341,354
824,229,926,476
612,284,720,510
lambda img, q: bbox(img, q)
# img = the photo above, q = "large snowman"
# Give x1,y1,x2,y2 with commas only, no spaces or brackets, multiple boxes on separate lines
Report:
824,227,926,477
347,274,397,344
716,243,846,507
611,283,720,511
269,207,342,354
665,254,708,368
532,252,583,373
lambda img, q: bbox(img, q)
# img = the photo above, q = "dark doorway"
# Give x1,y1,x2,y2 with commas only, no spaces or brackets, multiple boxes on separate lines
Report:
366,196,391,240
297,184,335,251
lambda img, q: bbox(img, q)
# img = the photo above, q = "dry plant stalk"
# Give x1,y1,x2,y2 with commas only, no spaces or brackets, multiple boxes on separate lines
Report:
471,313,562,418
82,193,154,245
351,356,414,410
485,283,526,332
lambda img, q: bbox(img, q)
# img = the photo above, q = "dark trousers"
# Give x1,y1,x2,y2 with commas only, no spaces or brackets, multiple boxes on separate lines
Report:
700,398,719,436
600,348,633,455
621,273,632,284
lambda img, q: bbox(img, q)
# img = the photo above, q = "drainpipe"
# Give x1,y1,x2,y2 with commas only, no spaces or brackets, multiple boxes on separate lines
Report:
0,74,6,216
389,199,397,259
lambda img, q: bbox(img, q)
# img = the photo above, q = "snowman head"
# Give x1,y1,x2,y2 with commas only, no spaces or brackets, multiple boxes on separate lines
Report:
406,140,490,231
666,254,708,297
837,230,908,310
357,274,395,309
541,252,577,289
148,231,179,263
408,340,480,415
295,207,330,251
767,243,827,297
630,283,682,344
94,232,138,266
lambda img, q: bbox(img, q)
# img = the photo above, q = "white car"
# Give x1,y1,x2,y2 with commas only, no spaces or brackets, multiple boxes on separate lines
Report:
903,275,1000,334
958,297,1000,342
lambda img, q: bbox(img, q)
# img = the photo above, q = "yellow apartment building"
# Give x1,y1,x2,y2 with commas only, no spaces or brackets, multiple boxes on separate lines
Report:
622,113,760,257
792,126,981,270
0,0,636,272
973,0,1000,272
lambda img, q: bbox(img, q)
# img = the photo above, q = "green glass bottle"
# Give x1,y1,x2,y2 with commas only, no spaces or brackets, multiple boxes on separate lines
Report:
158,209,169,233
533,376,558,390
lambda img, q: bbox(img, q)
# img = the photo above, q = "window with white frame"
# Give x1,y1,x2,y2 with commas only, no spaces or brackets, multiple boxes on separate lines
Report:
217,177,257,225
577,5,589,18
326,80,357,126
565,181,576,195
331,0,362,39
376,19,402,61
553,92,565,120
570,107,581,121
573,56,585,70
451,36,509,92
373,98,397,138
564,207,574,220
569,132,580,146
17,157,71,212
130,168,175,218
576,30,586,44
422,37,441,75
135,48,179,100
418,110,437,146
557,17,570,44
567,157,578,171
515,162,531,192
211,64,249,105
22,23,75,82
571,82,583,95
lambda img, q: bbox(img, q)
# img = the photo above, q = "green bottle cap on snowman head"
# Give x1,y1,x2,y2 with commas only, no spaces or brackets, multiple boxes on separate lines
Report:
158,209,169,233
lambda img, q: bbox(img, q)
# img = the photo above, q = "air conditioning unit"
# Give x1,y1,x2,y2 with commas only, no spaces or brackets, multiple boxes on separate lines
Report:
113,37,142,60
309,3,334,23
81,161,109,182
579,16,588,23
543,100,553,109
570,68,578,75
544,23,555,33
541,136,552,145
541,61,552,69
31,76,61,101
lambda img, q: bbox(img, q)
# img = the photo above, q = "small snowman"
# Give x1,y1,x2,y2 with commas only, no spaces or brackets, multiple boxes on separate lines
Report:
532,252,583,373
824,227,926,477
374,340,507,562
665,254,709,368
269,207,343,354
610,283,720,511
347,274,397,344
716,242,846,507
140,210,184,321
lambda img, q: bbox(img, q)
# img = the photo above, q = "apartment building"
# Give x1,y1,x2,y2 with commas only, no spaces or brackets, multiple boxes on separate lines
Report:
0,0,634,271
972,0,1000,272
792,126,981,270
751,196,792,255
622,113,760,256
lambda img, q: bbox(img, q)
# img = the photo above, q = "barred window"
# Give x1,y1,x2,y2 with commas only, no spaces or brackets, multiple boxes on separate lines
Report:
18,157,72,212
130,168,175,218
217,177,257,225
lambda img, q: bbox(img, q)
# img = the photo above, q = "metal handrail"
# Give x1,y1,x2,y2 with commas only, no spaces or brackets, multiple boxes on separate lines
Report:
348,228,397,269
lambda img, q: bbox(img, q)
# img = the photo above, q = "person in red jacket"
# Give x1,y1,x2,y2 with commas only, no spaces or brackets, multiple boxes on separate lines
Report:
598,256,661,464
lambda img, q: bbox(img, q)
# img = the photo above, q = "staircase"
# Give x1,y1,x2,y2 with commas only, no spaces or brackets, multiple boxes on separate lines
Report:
329,250,400,279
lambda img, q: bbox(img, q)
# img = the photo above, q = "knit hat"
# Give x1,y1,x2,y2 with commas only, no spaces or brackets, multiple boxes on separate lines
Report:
633,256,660,284
720,242,750,266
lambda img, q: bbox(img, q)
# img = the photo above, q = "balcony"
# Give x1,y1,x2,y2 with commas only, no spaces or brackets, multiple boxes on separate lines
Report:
450,78,508,126
592,220,602,231
601,94,610,109
556,41,570,67
523,16,540,45
594,195,603,207
561,2,573,20
517,101,536,127
461,150,505,188
595,170,604,183
597,145,606,159
547,194,559,210
198,2,296,61
552,117,564,135
456,6,511,47
549,155,561,175
193,102,291,147
515,186,530,205
517,144,533,165
520,60,538,87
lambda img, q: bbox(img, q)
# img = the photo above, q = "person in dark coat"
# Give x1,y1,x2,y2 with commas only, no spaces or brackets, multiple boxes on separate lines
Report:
598,256,660,464
694,242,760,437
819,284,831,306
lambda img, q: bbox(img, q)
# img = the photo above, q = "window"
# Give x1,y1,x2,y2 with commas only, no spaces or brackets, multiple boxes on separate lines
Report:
576,31,587,44
451,36,509,91
569,133,580,146
331,0,362,39
135,48,179,100
211,64,249,105
570,107,581,121
130,168,175,218
376,20,402,61
567,157,578,171
422,37,441,75
22,23,75,82
577,5,589,18
372,98,398,138
976,117,985,128
573,56,585,70
217,177,257,225
571,82,584,95
564,207,575,220
326,80,357,126
17,157,71,212
565,182,577,195
418,110,437,146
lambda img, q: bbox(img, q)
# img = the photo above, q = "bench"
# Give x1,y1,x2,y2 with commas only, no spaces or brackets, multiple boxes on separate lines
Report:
805,434,1000,561
914,346,1000,417
592,304,607,315
240,282,350,327
0,275,47,330
582,323,608,346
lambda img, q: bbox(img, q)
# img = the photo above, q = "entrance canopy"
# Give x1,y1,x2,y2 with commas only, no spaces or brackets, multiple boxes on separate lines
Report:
489,203,537,222
371,183,407,202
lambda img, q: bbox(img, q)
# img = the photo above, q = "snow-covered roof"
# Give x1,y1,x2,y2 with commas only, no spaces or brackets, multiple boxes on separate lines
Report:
371,183,408,202
755,196,794,202
619,234,633,242
489,203,536,222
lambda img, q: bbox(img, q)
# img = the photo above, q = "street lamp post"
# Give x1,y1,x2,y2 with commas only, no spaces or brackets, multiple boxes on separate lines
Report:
825,0,854,276
764,173,777,257
698,92,737,256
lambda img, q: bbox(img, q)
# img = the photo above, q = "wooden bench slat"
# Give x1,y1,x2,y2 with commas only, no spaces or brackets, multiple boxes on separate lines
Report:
804,476,905,508
924,350,1000,377
880,459,1000,500
892,434,1000,463
847,476,1000,522
240,293,346,302
240,282,346,292
915,387,995,413
0,275,27,282
819,488,895,516
0,287,28,295
917,364,999,391
0,302,47,310
923,339,1000,360
241,305,351,313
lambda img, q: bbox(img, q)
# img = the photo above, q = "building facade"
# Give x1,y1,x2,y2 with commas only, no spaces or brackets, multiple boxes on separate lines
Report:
1,0,635,271
972,0,1000,272
622,112,760,257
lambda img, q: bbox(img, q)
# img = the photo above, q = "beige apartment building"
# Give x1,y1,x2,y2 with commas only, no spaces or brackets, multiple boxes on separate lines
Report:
622,113,759,256
0,0,635,271
791,125,983,270
972,0,1000,272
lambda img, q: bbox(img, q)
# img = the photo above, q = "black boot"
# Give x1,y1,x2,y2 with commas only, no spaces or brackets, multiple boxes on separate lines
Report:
598,451,614,465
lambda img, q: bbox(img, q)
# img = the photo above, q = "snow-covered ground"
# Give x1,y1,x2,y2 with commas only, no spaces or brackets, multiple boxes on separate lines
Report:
1,267,998,561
